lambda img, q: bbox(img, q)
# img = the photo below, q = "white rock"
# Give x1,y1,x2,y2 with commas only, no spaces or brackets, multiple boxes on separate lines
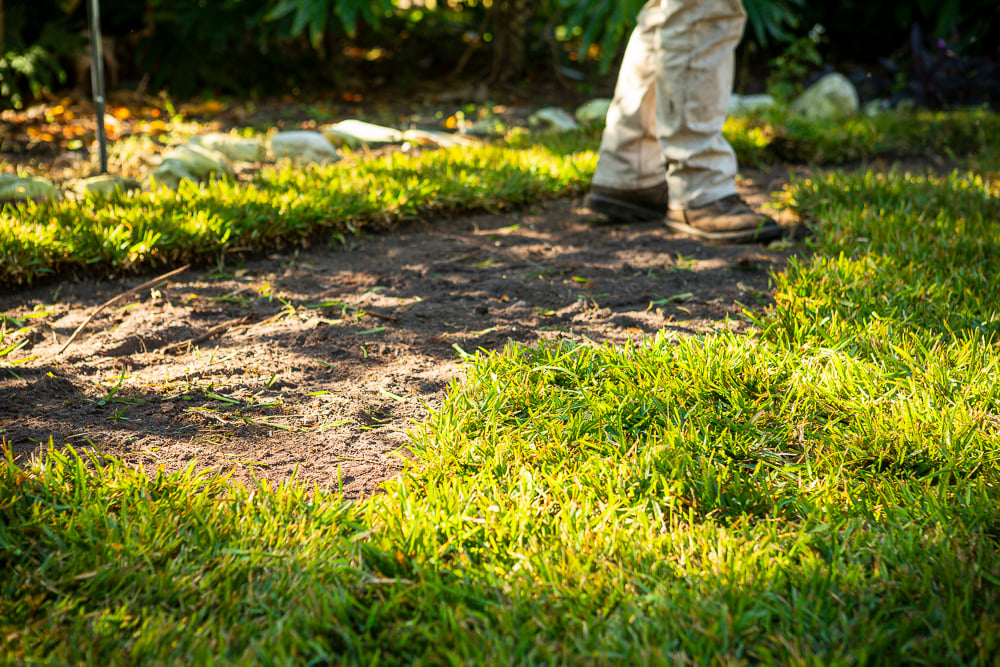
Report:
190,133,266,162
150,144,235,190
321,120,403,148
528,107,579,131
70,175,142,197
0,174,61,202
270,131,340,163
400,129,477,148
574,98,612,125
161,144,235,176
728,94,776,115
863,99,892,116
790,73,859,121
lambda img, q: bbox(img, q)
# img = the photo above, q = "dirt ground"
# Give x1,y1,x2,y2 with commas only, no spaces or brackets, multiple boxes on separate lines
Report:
0,168,802,499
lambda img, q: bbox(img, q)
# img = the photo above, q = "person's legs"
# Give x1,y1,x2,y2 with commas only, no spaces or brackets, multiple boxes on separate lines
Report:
587,0,782,242
655,0,742,208
591,1,664,191
584,0,669,221
655,0,780,242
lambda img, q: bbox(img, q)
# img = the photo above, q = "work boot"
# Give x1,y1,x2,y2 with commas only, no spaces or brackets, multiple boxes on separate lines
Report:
584,183,669,222
665,195,783,243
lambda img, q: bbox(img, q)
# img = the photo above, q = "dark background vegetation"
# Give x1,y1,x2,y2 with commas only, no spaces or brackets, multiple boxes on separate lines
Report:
1,0,999,109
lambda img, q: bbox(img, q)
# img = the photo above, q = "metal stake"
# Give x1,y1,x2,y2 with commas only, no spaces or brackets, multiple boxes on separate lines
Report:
86,0,108,174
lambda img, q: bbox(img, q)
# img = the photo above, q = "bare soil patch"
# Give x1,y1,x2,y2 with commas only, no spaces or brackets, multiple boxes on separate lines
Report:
0,169,801,499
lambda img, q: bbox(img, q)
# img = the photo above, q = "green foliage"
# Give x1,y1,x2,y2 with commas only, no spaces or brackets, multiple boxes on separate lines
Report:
81,0,816,96
136,0,272,95
547,0,804,73
266,0,393,45
80,0,400,96
0,45,65,110
797,0,999,59
5,0,1000,107
0,14,77,110
548,0,643,72
765,23,824,102
742,0,805,45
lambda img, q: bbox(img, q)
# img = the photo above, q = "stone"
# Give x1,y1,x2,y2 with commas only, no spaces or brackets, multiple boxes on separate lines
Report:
790,73,860,121
728,94,776,115
464,119,506,137
190,133,266,162
0,174,61,203
528,107,580,132
399,129,477,149
270,131,340,163
150,144,235,190
574,98,612,125
70,175,142,197
863,99,893,116
321,120,403,148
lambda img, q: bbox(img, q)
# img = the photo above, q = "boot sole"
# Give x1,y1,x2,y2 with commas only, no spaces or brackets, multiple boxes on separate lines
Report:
664,218,785,244
584,193,665,222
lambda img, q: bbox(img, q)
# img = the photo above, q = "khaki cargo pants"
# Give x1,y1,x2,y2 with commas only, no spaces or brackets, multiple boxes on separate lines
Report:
591,0,746,209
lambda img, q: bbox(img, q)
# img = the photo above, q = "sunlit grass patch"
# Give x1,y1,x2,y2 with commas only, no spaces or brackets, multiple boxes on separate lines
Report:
412,333,999,504
0,140,597,286
727,107,1000,165
770,169,1000,339
4,330,999,662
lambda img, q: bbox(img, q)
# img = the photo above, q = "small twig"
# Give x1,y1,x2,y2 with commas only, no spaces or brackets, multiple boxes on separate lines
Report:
252,309,291,329
366,310,399,323
161,314,254,355
57,264,189,356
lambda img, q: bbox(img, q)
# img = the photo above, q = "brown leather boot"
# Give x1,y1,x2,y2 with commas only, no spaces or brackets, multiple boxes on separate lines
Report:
666,195,783,243
584,183,670,222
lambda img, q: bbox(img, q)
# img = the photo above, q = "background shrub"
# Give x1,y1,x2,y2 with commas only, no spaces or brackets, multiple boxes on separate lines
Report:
1,0,997,108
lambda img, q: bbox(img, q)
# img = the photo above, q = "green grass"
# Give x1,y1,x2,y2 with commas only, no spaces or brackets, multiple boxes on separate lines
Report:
3,108,999,287
770,170,1000,341
727,107,1000,166
2,111,1000,663
0,139,597,286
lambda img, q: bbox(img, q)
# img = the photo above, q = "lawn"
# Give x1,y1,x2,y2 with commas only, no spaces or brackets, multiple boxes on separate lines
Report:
1,108,999,664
